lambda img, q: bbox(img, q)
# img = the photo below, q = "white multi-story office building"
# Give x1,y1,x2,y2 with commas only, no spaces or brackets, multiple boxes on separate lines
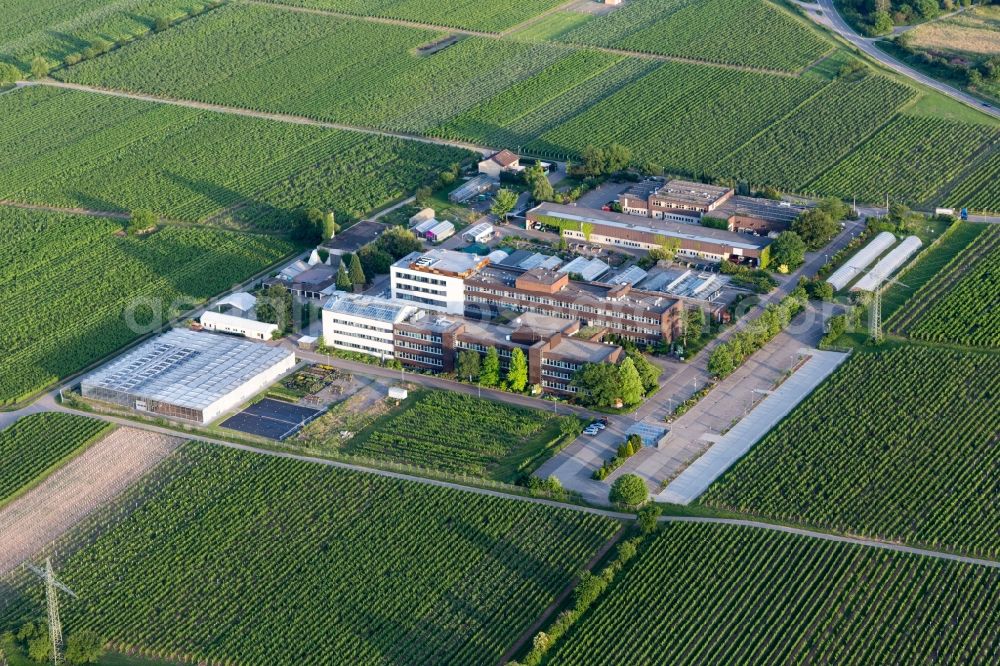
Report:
322,292,416,359
390,249,488,315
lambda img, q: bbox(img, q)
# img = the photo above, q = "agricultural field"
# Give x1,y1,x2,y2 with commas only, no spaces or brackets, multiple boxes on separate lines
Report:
809,115,999,206
946,150,1000,213
0,414,111,506
0,86,469,228
888,224,1000,348
5,442,619,665
700,346,1000,558
257,0,566,33
434,50,653,149
529,61,825,174
56,3,568,133
880,222,986,320
544,522,1000,664
342,390,576,480
715,74,916,191
0,208,295,405
0,0,200,70
560,0,829,71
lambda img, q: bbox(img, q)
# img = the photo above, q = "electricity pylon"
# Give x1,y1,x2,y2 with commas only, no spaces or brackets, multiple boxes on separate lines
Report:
26,558,78,665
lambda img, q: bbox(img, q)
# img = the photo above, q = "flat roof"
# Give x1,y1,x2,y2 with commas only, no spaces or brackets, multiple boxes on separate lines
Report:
529,203,768,251
714,195,807,224
322,220,385,254
200,311,277,335
323,291,414,323
81,329,293,410
472,265,679,315
395,248,488,276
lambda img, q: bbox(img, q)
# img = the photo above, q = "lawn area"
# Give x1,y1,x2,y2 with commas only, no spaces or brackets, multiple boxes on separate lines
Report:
540,522,1000,664
2,442,619,666
342,390,579,481
700,346,1000,558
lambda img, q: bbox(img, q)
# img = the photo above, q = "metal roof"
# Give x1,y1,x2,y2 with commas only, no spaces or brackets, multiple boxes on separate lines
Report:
215,292,256,312
81,329,293,410
323,292,413,323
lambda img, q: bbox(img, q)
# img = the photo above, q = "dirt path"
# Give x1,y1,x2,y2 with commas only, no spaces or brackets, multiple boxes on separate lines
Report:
0,427,183,575
28,79,493,156
243,0,799,77
0,199,129,220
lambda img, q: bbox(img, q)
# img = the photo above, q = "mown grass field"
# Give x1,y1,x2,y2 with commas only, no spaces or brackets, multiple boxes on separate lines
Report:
0,414,112,507
700,346,1000,558
5,442,619,665
343,390,576,481
543,522,1000,664
0,207,296,405
0,85,470,229
888,224,1000,348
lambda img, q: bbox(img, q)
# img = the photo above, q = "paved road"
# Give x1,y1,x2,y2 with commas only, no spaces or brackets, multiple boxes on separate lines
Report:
806,0,999,119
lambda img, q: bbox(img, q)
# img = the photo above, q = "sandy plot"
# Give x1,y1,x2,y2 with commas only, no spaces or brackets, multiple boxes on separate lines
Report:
0,426,183,574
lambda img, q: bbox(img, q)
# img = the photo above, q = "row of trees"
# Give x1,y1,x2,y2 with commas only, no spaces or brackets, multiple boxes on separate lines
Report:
456,347,529,392
11,621,103,664
572,350,660,409
707,287,808,378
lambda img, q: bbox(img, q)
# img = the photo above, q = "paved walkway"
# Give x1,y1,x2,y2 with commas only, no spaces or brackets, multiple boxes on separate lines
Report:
657,348,849,504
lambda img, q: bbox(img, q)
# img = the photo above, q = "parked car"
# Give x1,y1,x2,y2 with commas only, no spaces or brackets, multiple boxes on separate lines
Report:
583,426,601,436
590,421,606,431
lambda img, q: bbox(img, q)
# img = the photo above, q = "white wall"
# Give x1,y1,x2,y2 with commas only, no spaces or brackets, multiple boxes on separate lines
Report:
201,351,296,424
390,266,465,314
322,307,397,359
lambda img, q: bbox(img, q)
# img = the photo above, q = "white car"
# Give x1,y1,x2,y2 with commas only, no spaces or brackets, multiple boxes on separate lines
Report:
582,426,601,436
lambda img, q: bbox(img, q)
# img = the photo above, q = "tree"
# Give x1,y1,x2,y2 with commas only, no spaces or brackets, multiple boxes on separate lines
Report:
480,347,500,387
915,0,939,18
816,196,849,221
491,188,518,222
30,56,50,79
618,357,645,406
348,253,366,286
457,349,480,381
707,344,736,378
375,225,422,259
873,10,894,35
335,262,352,291
91,38,113,54
637,504,661,533
0,63,23,84
256,284,293,333
582,145,607,176
649,237,680,262
415,186,432,207
507,347,528,392
358,245,393,277
769,231,806,269
805,278,834,301
792,209,839,250
609,474,647,507
525,165,553,202
292,209,322,243
605,143,632,174
154,15,171,32
127,208,157,235
571,363,622,408
28,635,52,662
625,349,659,393
322,211,337,239
65,630,105,664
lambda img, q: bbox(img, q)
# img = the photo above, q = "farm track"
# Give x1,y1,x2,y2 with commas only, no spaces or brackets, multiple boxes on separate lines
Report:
243,0,800,77
888,228,1000,334
3,394,997,570
25,79,494,157
0,199,129,220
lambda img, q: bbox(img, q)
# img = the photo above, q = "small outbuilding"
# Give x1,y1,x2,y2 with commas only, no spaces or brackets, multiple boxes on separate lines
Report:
462,222,494,244
426,220,455,243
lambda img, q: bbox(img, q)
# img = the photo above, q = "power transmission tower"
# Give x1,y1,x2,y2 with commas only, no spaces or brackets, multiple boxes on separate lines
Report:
869,287,882,342
26,559,78,666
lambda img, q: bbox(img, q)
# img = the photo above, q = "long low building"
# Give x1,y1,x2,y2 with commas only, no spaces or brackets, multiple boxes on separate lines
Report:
81,328,295,424
527,202,771,267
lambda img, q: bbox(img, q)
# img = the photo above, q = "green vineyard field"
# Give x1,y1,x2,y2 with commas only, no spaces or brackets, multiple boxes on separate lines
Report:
715,74,916,190
57,3,568,133
809,115,999,206
0,86,469,228
18,443,619,665
343,390,572,480
0,414,112,506
1,0,196,70
544,522,1000,664
529,61,824,174
619,0,830,72
888,224,1000,348
700,347,1000,558
0,208,295,405
946,150,1000,213
258,0,565,33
